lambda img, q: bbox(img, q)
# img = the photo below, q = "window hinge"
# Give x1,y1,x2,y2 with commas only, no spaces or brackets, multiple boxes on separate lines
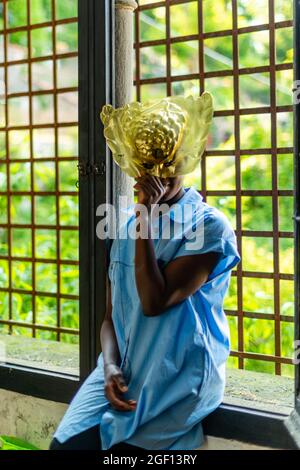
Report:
77,162,91,177
93,161,106,176
76,161,106,188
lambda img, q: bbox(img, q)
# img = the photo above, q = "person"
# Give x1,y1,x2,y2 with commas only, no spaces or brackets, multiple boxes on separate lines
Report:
49,173,240,451
49,93,240,450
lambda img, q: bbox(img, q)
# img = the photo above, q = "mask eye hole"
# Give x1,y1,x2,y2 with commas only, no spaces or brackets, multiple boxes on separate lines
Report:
153,148,164,160
163,158,175,167
142,162,154,169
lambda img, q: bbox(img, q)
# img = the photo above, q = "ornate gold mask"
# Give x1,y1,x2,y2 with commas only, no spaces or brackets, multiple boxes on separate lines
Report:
100,92,214,178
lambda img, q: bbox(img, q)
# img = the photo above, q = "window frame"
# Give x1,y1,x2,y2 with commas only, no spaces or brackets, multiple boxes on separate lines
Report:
0,0,114,403
282,0,300,449
0,0,299,451
294,0,300,430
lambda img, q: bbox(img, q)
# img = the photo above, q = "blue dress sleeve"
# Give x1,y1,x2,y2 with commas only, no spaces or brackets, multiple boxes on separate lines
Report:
173,209,241,281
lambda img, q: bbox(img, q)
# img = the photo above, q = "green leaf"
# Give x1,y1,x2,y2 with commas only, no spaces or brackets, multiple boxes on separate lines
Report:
0,435,40,451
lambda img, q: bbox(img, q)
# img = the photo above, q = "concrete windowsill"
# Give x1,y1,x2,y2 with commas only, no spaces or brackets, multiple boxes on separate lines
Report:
0,334,294,415
0,334,79,376
224,367,294,416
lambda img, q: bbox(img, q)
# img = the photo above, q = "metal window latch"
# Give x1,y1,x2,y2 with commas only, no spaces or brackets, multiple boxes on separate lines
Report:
76,161,106,188
292,215,300,222
77,162,92,177
93,161,106,176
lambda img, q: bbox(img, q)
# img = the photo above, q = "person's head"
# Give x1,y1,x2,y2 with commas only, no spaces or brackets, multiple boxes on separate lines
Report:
100,93,214,183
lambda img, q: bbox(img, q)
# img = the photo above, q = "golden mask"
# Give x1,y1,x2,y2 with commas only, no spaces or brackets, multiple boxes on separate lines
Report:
100,92,214,178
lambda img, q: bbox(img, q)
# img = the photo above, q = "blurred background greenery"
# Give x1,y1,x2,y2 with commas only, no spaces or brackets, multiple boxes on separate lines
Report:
136,0,294,377
0,0,295,377
0,0,79,359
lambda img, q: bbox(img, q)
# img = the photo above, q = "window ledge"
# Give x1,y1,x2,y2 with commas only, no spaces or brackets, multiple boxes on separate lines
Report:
0,334,294,415
203,368,297,449
0,334,79,376
0,334,297,446
0,333,79,403
225,367,294,416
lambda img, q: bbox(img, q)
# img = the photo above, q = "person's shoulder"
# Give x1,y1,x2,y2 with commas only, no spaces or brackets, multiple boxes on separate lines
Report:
203,203,235,239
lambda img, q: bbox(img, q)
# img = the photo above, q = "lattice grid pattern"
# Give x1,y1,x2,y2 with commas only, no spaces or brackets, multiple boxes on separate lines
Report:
134,0,294,376
0,0,79,346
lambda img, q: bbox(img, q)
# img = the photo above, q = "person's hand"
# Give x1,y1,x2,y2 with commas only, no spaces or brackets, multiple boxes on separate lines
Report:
133,174,167,210
104,363,137,412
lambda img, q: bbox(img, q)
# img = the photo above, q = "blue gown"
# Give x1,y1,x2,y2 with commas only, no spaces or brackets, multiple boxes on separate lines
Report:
53,186,241,450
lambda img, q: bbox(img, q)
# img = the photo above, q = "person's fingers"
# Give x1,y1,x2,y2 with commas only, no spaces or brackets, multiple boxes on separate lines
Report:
133,182,146,196
134,174,144,181
143,175,159,192
153,176,166,192
114,386,137,406
134,181,152,198
105,383,123,408
105,383,136,411
134,174,147,183
136,174,157,187
133,182,145,190
111,387,137,411
145,174,164,191
112,372,128,393
111,395,135,411
112,374,137,405
143,174,166,198
133,178,148,188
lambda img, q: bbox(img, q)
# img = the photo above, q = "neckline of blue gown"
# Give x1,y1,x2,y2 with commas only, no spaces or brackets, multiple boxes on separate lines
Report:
120,186,203,223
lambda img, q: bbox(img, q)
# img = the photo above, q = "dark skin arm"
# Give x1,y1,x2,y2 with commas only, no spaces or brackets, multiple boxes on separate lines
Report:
134,175,219,317
101,176,217,410
100,277,137,411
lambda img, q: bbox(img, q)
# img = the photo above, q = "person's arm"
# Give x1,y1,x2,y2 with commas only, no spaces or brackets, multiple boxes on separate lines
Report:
134,175,219,317
100,278,121,368
135,215,219,316
100,277,137,411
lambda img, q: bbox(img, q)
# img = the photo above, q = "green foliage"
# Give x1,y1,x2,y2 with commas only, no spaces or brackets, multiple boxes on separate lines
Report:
0,435,40,451
0,2,79,350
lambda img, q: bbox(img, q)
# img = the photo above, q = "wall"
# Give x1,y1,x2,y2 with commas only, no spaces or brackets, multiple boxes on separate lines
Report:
0,389,67,450
0,388,272,450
